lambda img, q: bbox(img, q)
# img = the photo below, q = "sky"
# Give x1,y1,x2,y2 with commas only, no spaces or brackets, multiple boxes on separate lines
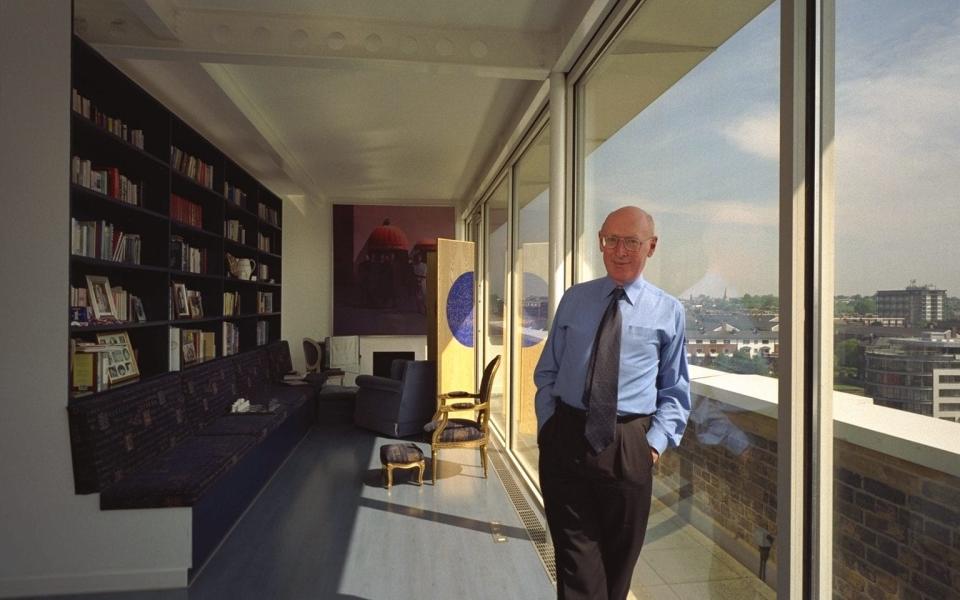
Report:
579,0,960,298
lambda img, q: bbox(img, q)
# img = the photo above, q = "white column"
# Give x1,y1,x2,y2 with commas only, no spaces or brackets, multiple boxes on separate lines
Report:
547,71,567,319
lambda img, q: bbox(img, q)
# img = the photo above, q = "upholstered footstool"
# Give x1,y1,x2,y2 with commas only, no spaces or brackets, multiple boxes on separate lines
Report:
379,443,425,489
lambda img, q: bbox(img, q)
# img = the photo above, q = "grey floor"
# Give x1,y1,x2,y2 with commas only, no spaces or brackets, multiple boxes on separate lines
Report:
37,424,555,600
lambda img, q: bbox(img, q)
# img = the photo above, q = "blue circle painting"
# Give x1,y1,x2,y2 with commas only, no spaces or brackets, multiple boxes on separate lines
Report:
446,272,474,347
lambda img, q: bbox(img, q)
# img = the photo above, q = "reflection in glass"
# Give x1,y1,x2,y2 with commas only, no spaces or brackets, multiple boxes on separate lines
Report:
511,126,550,474
576,0,779,596
833,2,960,597
485,179,510,435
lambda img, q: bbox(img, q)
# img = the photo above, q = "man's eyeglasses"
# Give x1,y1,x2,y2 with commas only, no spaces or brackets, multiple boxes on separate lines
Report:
600,235,652,253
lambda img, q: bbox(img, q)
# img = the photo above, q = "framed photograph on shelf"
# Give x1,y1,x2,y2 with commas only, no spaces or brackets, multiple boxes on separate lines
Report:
131,297,147,322
96,331,140,384
173,283,190,318
188,292,203,319
182,338,198,365
86,275,117,321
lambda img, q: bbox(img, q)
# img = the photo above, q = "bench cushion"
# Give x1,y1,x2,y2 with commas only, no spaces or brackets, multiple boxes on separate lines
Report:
68,374,190,494
198,411,289,439
233,349,273,396
181,360,240,427
100,434,256,509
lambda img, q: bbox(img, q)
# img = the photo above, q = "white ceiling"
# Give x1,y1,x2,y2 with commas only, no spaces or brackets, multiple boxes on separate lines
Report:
73,0,599,208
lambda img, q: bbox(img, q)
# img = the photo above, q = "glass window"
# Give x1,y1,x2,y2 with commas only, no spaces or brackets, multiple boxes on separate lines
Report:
575,0,780,595
511,124,550,475
484,178,510,436
833,1,960,597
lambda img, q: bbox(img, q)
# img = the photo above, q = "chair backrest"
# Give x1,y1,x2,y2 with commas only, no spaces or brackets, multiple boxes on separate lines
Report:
303,337,321,372
476,355,502,432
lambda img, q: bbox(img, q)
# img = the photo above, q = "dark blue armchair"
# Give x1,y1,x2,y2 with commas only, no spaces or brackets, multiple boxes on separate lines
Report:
354,360,437,437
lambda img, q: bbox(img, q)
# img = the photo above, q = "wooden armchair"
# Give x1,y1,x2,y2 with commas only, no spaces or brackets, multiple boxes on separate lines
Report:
428,355,501,484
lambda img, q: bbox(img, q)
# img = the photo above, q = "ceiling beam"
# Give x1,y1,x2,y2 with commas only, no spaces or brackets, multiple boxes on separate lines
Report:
79,7,556,81
201,63,327,202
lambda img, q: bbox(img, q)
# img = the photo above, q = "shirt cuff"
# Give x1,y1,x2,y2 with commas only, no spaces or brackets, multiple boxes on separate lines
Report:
646,427,669,456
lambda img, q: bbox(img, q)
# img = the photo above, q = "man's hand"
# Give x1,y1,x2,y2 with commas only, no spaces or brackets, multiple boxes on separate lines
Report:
651,449,660,464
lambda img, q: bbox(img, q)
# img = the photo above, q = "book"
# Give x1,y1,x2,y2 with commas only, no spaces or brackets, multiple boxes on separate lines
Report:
169,326,180,371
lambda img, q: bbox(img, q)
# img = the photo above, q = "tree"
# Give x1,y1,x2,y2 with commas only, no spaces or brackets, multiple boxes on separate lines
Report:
852,297,876,315
712,349,770,375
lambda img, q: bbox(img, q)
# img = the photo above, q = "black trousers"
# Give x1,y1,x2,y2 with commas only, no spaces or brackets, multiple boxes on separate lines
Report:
539,402,654,600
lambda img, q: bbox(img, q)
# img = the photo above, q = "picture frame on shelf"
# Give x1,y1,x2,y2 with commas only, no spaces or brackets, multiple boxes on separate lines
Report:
173,283,190,318
96,331,140,383
188,292,203,319
131,297,147,322
182,338,198,365
86,275,117,321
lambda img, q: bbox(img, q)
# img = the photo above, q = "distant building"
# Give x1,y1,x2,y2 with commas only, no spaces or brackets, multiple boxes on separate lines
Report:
864,331,960,419
684,311,778,360
876,284,946,326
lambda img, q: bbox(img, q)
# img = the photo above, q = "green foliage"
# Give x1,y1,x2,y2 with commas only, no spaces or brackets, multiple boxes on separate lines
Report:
711,349,770,375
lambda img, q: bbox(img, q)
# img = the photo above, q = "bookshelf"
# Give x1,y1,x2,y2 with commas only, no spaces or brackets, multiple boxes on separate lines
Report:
69,37,283,397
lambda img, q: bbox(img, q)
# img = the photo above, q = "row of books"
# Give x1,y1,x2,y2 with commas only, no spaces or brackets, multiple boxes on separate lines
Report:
170,193,203,228
225,219,247,243
223,322,240,356
70,284,145,324
224,182,248,206
169,327,216,370
224,291,241,316
257,202,279,226
71,218,141,264
256,320,270,346
257,232,272,253
257,291,274,313
170,146,214,189
170,235,208,274
71,157,144,206
71,89,145,149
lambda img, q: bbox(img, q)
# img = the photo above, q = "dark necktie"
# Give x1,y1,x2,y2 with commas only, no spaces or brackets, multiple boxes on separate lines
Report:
584,287,625,454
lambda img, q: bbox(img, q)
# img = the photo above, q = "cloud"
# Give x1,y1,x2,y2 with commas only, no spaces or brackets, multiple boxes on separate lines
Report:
722,108,779,161
614,196,778,228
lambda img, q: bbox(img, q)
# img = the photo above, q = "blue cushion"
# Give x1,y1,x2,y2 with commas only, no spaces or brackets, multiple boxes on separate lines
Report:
100,435,256,509
199,412,288,439
68,373,190,493
437,418,483,443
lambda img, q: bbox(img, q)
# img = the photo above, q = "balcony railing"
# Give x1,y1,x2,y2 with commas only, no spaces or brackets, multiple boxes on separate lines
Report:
650,365,960,599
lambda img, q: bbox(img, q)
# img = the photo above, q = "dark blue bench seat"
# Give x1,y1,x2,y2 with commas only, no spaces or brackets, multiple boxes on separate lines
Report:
67,340,314,573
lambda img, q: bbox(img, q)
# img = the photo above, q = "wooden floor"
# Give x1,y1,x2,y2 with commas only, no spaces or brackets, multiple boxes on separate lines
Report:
38,423,556,600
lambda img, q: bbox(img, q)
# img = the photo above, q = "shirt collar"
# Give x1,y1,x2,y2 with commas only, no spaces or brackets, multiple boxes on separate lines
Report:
603,275,646,305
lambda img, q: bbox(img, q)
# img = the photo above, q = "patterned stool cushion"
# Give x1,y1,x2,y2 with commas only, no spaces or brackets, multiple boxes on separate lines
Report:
437,419,483,443
380,443,424,465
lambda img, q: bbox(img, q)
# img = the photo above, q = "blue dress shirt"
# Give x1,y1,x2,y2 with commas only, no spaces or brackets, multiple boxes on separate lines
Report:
533,275,691,455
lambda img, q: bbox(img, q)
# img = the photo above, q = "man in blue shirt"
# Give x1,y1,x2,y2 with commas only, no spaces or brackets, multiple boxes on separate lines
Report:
535,206,690,600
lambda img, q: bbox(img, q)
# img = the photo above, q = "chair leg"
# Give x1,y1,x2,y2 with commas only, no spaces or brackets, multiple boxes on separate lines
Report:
480,446,488,478
432,449,437,484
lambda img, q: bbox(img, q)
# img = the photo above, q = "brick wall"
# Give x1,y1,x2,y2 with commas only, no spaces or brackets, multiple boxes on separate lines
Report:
653,395,960,599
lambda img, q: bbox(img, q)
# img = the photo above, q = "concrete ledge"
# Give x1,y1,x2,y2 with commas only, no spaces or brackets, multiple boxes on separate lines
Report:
689,366,960,479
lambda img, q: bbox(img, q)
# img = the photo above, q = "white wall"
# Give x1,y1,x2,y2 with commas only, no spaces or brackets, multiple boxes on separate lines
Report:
0,3,191,596
280,195,334,372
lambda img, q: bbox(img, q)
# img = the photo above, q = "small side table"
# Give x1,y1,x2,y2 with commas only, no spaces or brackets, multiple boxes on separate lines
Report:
379,443,425,489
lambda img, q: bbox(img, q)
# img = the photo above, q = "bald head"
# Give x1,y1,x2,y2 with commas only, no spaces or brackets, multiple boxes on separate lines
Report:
601,206,655,238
